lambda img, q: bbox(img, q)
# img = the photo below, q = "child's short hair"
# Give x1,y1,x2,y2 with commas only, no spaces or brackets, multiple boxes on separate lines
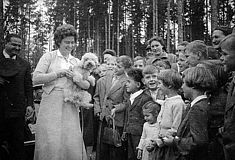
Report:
142,101,161,117
157,69,183,90
142,65,160,75
127,68,144,89
134,56,146,63
116,55,133,69
153,60,171,69
183,66,217,92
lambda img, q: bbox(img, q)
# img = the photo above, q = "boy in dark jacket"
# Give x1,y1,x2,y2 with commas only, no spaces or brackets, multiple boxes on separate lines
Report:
123,68,153,160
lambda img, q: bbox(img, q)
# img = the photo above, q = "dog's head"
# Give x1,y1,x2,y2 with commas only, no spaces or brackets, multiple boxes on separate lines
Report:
80,52,99,71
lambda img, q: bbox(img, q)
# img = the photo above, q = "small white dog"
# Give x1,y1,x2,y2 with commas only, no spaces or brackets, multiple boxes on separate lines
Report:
64,52,99,108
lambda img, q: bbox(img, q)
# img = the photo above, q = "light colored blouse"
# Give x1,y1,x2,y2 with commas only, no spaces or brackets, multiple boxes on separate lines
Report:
157,95,186,137
33,50,80,94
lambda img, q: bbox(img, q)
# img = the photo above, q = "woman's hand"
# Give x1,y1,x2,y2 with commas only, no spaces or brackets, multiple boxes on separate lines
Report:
65,70,74,80
55,69,68,78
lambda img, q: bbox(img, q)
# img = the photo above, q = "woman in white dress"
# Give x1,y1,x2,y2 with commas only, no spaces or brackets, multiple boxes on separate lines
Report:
33,24,87,160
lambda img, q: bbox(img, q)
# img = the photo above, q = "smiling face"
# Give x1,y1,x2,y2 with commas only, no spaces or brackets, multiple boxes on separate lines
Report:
107,59,117,70
143,109,157,124
212,30,226,49
150,40,163,56
59,36,75,54
143,72,159,91
220,37,235,72
5,37,22,57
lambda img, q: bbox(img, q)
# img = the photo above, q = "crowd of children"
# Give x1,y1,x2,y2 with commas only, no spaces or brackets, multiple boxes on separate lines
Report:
28,25,235,160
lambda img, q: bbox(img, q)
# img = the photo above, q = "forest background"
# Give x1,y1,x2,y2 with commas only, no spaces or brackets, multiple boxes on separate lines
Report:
0,0,234,69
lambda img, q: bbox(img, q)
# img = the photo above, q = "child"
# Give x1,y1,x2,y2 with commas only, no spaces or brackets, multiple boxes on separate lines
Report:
96,55,132,160
97,63,108,78
123,68,153,160
106,56,117,71
154,69,186,160
133,56,146,70
142,65,165,102
153,60,171,70
162,66,216,160
137,101,161,160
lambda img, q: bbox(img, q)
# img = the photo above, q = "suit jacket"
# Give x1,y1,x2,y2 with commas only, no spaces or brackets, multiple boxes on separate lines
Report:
124,91,152,135
93,76,109,116
0,53,33,118
101,73,129,127
223,76,235,158
175,99,209,160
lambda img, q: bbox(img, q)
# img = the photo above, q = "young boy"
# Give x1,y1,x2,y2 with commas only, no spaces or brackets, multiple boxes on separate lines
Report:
142,65,165,102
123,68,153,160
97,63,108,78
162,66,216,160
95,55,132,160
133,56,146,70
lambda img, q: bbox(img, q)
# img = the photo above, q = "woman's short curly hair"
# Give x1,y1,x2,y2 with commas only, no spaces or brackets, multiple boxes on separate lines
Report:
54,24,77,47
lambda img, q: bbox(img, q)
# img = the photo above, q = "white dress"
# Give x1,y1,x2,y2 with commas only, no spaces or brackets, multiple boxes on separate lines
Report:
33,50,87,160
137,122,159,160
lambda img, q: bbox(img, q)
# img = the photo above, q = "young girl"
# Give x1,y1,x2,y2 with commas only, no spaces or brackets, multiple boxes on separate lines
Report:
155,69,186,160
162,66,216,160
137,101,161,160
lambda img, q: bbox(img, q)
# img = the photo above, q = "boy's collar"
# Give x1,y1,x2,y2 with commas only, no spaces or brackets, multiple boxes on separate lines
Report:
190,95,207,107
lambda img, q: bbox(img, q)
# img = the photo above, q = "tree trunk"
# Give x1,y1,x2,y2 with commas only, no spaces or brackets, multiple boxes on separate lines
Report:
177,0,184,43
211,0,218,32
108,0,111,49
167,0,171,53
117,0,119,56
153,0,158,36
0,0,3,53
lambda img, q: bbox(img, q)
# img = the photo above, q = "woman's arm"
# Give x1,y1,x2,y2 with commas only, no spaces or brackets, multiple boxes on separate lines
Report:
33,53,58,85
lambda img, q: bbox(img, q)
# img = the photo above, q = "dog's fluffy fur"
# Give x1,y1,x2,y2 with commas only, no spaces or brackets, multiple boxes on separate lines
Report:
64,52,98,107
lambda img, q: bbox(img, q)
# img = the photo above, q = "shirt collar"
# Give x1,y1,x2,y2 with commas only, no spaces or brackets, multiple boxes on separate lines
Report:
57,50,73,61
190,95,207,107
165,95,181,101
3,50,16,59
130,89,143,105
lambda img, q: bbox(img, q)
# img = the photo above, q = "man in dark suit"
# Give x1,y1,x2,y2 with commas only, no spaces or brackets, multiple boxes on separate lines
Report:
0,34,33,160
220,34,235,160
